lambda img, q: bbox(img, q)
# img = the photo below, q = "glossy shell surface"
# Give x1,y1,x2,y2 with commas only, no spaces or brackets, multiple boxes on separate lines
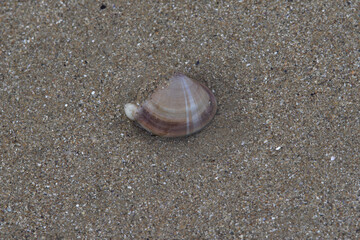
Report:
126,73,217,137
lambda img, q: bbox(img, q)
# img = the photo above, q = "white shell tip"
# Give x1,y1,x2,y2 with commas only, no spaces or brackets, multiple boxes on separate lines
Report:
124,103,138,120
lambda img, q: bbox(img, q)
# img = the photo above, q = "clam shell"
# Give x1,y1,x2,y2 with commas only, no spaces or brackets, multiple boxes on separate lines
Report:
125,73,217,137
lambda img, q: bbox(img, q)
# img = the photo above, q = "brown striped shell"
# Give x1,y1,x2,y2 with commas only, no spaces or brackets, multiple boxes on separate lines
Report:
124,73,217,137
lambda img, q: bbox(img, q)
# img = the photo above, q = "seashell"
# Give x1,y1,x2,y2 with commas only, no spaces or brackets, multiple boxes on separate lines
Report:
124,73,217,137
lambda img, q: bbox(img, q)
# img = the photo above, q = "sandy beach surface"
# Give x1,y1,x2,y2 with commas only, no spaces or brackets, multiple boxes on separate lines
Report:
1,1,359,238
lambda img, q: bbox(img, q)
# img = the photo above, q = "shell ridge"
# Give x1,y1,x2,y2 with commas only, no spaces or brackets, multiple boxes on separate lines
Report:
182,77,201,134
180,77,191,135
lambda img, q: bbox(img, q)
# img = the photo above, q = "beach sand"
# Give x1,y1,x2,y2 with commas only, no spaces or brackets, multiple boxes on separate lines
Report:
1,1,359,238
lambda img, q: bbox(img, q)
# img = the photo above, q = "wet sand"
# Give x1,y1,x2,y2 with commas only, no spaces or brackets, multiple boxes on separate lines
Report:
1,1,359,238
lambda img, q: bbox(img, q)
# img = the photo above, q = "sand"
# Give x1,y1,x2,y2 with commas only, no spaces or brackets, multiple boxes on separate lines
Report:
1,1,359,238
